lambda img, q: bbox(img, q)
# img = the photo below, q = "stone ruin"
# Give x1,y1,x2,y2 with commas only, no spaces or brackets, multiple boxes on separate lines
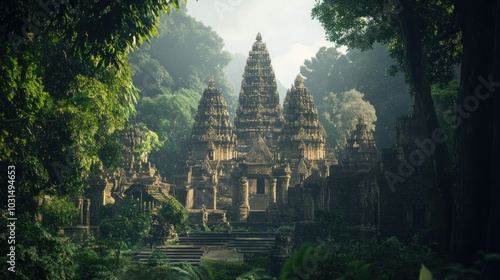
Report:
67,33,436,244
172,33,331,224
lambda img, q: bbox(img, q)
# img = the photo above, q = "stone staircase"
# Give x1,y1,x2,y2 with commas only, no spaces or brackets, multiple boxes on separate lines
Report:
179,233,231,247
227,236,275,255
131,232,278,265
130,245,204,266
180,232,277,257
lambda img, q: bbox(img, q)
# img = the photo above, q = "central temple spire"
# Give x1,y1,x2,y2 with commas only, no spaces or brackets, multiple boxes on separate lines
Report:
234,33,283,155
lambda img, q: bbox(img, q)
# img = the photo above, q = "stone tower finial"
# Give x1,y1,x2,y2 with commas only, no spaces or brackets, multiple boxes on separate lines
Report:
256,32,262,41
294,74,305,88
208,75,215,88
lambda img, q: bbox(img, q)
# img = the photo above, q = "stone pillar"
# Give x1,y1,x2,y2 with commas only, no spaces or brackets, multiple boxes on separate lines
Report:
284,175,291,203
185,186,194,209
212,185,217,210
84,199,91,226
78,197,84,225
241,176,249,206
231,176,240,207
269,177,277,204
238,176,250,221
276,177,286,205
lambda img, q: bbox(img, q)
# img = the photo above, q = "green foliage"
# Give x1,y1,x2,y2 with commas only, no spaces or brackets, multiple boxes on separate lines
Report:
133,124,163,161
128,10,235,176
317,210,349,242
139,90,199,176
431,253,500,280
322,89,377,152
147,250,170,267
122,264,179,280
312,0,461,88
151,11,233,98
1,0,188,217
74,237,129,280
432,80,459,162
338,260,372,280
39,195,79,233
99,197,152,246
419,264,433,280
165,262,209,280
306,235,439,280
301,44,412,149
281,211,439,280
279,243,319,280
156,196,188,231
0,214,77,280
202,260,272,280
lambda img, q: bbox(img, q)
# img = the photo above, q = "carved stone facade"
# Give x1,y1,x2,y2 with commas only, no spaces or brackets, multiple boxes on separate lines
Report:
178,34,329,223
288,110,436,239
178,76,235,211
288,116,380,226
68,125,172,236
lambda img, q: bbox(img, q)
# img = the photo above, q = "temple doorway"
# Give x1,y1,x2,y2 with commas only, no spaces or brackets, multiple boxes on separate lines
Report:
257,178,265,194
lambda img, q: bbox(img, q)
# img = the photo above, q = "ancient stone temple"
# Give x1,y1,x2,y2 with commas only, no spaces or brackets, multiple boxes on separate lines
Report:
179,77,235,210
342,116,380,173
176,33,329,223
328,116,381,228
288,115,381,226
65,124,172,239
234,32,283,155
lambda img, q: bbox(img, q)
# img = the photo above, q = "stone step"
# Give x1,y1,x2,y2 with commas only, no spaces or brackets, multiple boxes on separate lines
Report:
227,237,275,255
130,246,204,266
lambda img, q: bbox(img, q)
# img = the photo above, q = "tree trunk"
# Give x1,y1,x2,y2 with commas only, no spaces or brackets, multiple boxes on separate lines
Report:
397,0,454,254
453,0,500,273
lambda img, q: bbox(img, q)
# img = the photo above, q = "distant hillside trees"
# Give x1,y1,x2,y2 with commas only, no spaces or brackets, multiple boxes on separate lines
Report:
322,89,377,154
300,44,412,149
128,10,234,176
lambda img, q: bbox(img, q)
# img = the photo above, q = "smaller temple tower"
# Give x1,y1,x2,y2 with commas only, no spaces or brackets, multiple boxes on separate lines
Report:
182,77,235,210
280,74,329,186
342,116,380,173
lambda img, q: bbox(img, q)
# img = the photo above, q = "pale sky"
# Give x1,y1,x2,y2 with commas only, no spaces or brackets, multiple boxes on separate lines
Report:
185,0,336,87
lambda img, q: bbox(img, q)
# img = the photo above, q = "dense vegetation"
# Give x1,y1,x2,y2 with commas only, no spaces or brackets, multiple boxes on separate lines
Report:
1,0,499,279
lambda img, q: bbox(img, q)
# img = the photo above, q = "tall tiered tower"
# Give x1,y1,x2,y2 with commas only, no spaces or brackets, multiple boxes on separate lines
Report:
234,33,283,155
